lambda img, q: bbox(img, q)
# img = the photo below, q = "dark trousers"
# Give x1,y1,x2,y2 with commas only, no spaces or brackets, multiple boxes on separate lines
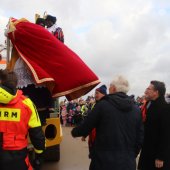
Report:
0,148,29,170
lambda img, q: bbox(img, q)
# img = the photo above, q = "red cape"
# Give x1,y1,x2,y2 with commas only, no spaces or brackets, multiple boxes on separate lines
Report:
7,18,100,100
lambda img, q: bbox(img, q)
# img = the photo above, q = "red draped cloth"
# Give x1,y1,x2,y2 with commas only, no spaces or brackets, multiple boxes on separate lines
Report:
7,18,100,100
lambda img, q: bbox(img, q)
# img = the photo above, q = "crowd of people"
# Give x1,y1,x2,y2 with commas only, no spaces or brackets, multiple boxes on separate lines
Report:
59,85,107,127
71,75,170,170
59,88,164,127
59,96,93,126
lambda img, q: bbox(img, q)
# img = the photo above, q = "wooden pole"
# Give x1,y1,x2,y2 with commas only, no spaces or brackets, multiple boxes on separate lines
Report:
6,36,10,64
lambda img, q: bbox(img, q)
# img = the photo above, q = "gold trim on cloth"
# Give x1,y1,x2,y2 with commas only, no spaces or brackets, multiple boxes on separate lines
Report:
52,80,100,98
13,18,29,26
15,46,55,84
7,18,29,34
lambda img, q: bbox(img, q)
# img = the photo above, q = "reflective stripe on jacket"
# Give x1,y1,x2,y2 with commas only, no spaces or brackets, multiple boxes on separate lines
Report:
0,89,41,150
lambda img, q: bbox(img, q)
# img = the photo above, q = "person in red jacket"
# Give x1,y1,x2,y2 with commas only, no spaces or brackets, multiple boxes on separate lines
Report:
0,70,45,170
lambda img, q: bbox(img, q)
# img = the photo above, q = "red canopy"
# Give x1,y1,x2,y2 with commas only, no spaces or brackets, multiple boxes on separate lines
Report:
7,18,100,100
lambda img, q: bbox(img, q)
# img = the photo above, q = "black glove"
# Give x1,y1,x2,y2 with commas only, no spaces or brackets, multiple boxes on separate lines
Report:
33,153,44,170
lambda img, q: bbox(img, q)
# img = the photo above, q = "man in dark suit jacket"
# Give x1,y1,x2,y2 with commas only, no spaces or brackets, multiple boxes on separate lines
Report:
138,80,170,170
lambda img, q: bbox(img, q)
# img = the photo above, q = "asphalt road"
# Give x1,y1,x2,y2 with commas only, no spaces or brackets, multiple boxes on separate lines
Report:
42,126,90,170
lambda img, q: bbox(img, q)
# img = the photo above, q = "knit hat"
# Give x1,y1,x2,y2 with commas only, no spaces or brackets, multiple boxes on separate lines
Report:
96,85,107,95
45,15,57,24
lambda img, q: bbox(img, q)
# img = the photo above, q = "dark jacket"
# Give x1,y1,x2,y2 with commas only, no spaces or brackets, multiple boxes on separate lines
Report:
138,97,170,170
72,92,144,170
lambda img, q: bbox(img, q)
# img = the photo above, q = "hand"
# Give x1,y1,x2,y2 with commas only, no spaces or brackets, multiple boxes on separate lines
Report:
33,153,44,170
81,137,86,141
155,159,164,168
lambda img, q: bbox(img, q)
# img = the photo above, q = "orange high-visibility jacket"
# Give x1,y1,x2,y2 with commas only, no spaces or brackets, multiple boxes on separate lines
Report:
0,88,42,151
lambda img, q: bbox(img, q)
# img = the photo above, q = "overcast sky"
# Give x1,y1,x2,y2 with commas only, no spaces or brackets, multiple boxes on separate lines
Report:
0,0,170,98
